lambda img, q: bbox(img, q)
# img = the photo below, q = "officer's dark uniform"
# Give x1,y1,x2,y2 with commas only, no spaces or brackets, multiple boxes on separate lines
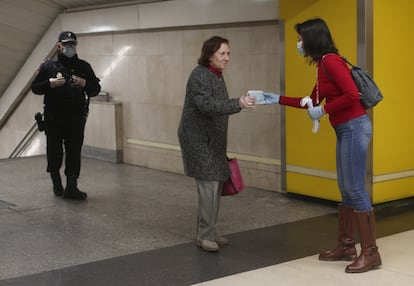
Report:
31,31,100,199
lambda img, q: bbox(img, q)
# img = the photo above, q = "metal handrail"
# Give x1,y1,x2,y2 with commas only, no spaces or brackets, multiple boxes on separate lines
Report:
3,48,57,158
0,47,56,131
9,119,41,159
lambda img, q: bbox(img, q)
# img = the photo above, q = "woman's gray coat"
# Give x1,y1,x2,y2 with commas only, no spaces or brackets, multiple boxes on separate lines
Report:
177,65,241,181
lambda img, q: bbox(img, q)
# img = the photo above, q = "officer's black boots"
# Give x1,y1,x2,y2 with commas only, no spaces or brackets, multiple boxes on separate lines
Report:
50,172,64,196
63,175,87,200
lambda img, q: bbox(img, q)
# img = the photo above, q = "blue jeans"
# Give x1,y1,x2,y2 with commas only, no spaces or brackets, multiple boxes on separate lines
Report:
334,114,372,211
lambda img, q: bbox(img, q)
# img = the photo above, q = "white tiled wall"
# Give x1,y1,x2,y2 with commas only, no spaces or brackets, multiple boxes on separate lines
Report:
78,22,282,191
0,0,282,191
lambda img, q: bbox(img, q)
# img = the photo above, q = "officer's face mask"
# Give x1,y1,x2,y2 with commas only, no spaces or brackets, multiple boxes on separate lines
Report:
61,43,77,58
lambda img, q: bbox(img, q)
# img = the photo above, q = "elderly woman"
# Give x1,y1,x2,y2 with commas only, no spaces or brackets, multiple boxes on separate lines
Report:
177,36,255,252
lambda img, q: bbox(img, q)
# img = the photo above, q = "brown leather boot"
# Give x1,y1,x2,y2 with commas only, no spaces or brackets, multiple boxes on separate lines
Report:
345,209,382,273
319,205,357,261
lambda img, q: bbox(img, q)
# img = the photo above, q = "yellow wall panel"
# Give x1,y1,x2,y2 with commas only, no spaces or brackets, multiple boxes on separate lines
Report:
280,0,357,197
280,0,414,202
373,0,414,175
287,173,341,201
373,178,414,204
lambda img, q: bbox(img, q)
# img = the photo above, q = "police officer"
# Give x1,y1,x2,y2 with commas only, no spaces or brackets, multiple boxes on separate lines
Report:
31,31,101,200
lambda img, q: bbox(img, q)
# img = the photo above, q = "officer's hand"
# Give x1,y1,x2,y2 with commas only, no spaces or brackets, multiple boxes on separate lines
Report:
72,75,86,88
49,76,66,88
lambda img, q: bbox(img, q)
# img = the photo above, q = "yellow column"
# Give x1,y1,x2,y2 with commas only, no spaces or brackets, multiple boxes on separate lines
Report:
280,0,414,203
372,0,414,203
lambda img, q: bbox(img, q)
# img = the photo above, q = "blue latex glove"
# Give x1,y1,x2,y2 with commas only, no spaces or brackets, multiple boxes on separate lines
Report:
307,106,325,120
263,92,280,104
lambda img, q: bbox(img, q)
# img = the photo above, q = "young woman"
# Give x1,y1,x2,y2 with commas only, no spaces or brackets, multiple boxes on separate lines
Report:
263,18,381,273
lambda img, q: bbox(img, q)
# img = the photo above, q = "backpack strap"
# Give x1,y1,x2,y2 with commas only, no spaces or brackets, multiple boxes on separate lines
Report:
320,55,341,93
341,56,357,68
321,55,354,81
320,58,333,82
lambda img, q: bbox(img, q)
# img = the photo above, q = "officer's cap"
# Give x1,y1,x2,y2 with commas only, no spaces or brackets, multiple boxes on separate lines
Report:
58,31,77,44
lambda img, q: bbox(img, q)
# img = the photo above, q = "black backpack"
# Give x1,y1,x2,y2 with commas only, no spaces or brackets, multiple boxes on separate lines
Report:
321,56,383,109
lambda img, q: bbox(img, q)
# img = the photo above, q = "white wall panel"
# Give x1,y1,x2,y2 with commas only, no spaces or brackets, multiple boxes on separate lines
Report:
0,16,63,124
61,0,278,33
61,5,140,33
1,0,281,179
139,0,278,29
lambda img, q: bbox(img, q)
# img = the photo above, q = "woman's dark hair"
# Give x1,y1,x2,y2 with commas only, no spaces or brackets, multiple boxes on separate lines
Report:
295,18,338,63
198,36,229,67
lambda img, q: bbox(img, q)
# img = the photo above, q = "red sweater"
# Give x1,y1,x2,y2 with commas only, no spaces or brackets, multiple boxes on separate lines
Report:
279,53,366,126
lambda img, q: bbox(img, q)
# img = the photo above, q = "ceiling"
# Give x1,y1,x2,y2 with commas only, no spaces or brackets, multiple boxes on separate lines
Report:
0,0,168,98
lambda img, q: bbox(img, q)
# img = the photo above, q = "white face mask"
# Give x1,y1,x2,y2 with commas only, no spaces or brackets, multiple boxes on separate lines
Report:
297,41,305,57
63,46,76,58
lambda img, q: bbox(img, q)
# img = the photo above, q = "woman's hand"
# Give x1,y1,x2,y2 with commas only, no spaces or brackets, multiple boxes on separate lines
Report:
239,96,256,109
307,106,325,120
263,92,280,104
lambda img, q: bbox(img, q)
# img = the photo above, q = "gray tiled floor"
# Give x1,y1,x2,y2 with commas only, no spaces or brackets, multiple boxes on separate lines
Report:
0,156,337,281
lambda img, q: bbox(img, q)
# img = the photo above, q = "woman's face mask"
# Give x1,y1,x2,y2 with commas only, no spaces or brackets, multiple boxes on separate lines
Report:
297,41,305,57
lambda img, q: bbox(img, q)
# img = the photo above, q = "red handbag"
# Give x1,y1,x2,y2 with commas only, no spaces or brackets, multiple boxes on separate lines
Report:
221,158,244,196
